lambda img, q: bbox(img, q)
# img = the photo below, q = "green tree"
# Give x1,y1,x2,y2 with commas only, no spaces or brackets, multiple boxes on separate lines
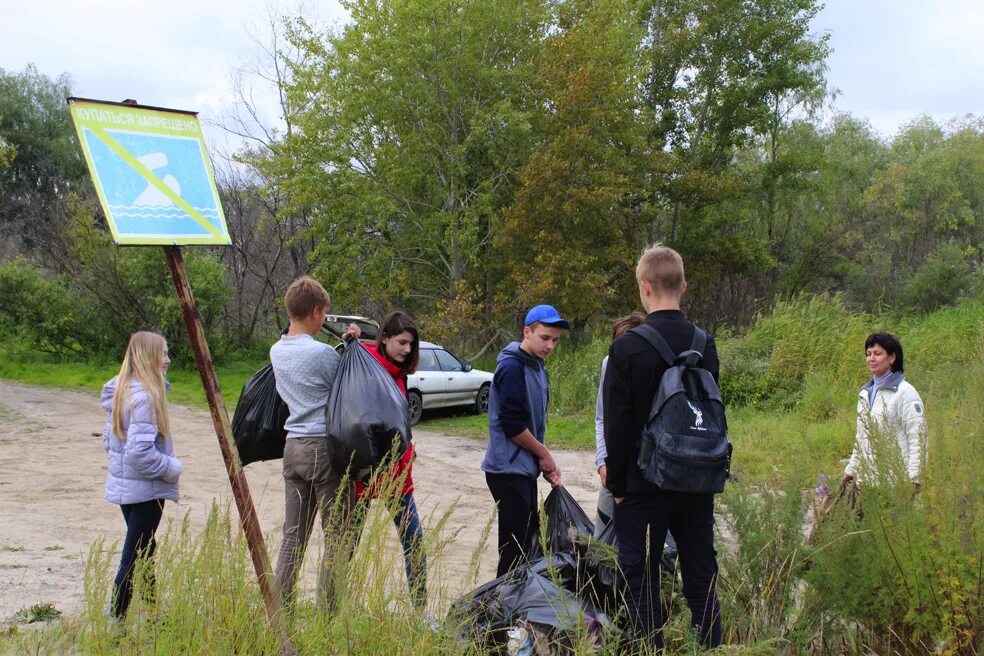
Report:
51,200,233,359
0,65,87,256
784,114,889,299
639,0,829,236
854,117,984,308
496,0,647,333
635,0,830,327
281,0,549,331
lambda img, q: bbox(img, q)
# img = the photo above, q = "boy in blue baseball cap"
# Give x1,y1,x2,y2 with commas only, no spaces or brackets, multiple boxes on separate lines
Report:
481,304,568,576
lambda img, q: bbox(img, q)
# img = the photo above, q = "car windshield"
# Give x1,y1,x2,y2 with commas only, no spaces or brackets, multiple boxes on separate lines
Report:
321,315,379,342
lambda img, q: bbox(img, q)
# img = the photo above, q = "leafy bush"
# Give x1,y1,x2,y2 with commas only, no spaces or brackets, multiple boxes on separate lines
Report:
1,207,236,362
717,294,871,410
718,477,810,648
0,259,96,355
901,243,973,313
14,602,62,624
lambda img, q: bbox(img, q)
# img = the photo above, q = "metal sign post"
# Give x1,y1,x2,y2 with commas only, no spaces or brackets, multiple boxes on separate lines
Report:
69,98,292,652
162,245,283,621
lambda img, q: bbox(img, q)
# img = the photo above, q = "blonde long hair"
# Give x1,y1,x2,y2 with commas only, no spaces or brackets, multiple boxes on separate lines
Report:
111,332,170,440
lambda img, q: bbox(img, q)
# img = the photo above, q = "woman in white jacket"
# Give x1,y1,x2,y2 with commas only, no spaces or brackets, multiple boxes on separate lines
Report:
841,333,926,495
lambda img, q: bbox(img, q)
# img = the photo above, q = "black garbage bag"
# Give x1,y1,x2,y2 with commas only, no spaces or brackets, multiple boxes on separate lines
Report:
538,486,595,557
231,364,290,466
448,554,619,653
325,340,409,477
578,517,620,609
448,553,577,635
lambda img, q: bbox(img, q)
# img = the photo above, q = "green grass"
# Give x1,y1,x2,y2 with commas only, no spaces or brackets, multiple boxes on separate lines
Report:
419,408,594,450
13,603,62,624
0,355,268,414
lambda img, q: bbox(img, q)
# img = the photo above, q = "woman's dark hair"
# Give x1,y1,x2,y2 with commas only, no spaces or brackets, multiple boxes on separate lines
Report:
377,311,420,374
865,332,904,373
612,312,646,341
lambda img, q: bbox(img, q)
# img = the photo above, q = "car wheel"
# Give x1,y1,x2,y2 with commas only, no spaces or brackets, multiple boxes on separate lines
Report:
408,390,423,426
474,383,491,415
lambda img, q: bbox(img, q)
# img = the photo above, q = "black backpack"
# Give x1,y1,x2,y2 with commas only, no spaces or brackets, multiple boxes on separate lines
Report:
630,324,732,494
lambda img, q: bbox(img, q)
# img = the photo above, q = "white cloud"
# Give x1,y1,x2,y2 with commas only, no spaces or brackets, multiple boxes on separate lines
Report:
2,0,980,148
814,0,983,132
0,0,347,158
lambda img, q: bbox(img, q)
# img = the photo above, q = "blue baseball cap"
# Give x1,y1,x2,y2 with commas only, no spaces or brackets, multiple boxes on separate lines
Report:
524,304,570,330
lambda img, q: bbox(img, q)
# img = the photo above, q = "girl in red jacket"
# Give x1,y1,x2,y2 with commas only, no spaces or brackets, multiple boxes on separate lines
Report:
355,311,431,619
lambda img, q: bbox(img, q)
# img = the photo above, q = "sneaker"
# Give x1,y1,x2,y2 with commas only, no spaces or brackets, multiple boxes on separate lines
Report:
422,609,439,631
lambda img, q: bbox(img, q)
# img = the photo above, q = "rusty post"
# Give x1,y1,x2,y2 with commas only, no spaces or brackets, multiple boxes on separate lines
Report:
163,245,292,650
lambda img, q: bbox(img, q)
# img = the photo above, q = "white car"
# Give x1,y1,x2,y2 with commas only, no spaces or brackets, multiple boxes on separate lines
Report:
321,315,493,425
407,341,494,425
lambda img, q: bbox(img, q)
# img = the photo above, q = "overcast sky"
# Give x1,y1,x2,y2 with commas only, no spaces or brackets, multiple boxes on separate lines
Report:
2,0,981,157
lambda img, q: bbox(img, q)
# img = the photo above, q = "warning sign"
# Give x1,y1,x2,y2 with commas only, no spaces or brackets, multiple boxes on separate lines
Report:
68,98,230,245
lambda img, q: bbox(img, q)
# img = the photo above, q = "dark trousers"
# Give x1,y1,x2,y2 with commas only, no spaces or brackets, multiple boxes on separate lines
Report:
353,493,427,607
614,492,722,649
113,498,165,618
486,473,539,578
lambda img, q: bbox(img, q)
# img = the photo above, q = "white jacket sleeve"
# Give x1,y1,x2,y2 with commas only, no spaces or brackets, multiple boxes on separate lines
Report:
899,386,927,483
124,396,184,483
594,357,608,470
845,398,864,478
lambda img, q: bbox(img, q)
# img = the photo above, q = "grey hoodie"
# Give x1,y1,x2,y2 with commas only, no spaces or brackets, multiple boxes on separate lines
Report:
101,377,182,505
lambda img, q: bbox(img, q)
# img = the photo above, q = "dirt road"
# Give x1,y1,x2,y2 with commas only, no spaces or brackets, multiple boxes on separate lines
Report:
0,380,600,623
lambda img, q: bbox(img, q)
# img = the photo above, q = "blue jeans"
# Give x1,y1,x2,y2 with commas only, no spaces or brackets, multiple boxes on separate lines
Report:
614,492,722,649
113,498,165,618
354,493,426,607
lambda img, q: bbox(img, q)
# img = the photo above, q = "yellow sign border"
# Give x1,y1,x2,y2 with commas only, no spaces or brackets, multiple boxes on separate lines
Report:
68,98,231,246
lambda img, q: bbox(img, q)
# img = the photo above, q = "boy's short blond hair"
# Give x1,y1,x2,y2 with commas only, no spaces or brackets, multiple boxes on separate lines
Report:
284,276,331,320
636,244,685,293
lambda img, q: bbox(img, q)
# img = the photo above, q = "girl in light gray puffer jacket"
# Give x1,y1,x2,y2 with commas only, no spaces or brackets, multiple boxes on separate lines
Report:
101,331,182,618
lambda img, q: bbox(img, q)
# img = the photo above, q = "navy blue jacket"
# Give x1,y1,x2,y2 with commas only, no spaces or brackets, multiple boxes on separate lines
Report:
481,342,549,478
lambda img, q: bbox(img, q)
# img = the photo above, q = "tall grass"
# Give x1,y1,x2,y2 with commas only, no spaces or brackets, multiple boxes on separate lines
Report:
67,493,489,655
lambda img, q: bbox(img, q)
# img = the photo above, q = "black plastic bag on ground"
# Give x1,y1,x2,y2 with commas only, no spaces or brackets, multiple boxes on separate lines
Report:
448,553,578,635
540,486,595,556
231,364,289,466
448,553,619,653
325,341,409,477
579,516,620,607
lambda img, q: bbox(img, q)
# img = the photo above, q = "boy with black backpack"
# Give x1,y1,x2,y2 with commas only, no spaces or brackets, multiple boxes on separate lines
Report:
603,244,729,649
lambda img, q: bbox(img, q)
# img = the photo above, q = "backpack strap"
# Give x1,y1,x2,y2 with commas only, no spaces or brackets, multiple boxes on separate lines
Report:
689,327,706,355
629,324,677,367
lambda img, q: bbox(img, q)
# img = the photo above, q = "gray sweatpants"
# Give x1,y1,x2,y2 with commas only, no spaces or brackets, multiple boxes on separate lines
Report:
274,437,355,610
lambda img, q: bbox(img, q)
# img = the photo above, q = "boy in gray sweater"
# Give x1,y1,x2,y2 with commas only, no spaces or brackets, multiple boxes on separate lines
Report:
270,276,359,610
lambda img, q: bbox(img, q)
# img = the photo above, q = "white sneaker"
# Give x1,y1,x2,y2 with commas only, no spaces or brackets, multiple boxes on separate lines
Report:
422,609,439,631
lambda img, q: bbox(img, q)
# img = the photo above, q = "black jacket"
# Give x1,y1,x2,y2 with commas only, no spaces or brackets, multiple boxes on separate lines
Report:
602,309,720,497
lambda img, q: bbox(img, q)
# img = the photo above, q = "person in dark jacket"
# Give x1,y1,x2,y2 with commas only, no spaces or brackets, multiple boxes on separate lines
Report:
481,304,567,577
603,244,723,649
